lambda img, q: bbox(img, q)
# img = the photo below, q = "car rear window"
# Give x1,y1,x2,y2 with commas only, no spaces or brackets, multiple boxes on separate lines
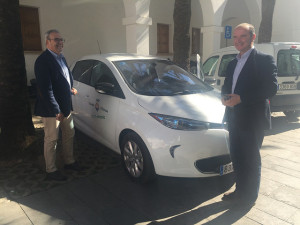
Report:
277,49,300,77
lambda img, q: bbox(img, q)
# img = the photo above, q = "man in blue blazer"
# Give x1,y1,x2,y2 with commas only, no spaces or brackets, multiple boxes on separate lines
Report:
221,23,278,205
35,29,81,181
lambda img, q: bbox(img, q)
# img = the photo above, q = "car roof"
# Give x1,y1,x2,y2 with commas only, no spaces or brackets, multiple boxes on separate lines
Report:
211,42,300,55
77,53,167,62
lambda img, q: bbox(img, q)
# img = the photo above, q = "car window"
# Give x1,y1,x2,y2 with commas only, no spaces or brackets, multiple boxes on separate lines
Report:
218,54,236,77
90,61,124,98
277,49,300,77
203,56,219,76
91,62,117,87
114,59,213,96
72,60,96,85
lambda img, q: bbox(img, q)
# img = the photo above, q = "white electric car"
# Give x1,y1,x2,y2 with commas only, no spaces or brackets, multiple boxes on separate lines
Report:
71,53,232,182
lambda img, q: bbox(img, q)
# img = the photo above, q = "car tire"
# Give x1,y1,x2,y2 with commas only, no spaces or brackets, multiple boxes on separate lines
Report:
121,132,156,183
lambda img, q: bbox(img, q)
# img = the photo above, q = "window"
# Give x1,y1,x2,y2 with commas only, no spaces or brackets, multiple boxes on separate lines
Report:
91,62,117,87
277,49,300,77
157,23,169,53
91,61,124,98
192,28,200,55
218,54,236,77
19,6,42,51
203,56,219,76
72,60,96,85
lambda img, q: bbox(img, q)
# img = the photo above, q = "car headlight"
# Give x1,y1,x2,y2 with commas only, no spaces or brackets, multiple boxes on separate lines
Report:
149,113,223,131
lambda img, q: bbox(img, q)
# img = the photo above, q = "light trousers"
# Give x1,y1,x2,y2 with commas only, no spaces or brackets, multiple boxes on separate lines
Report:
42,114,75,173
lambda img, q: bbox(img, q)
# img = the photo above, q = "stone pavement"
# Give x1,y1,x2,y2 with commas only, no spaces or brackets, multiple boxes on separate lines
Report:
0,112,299,225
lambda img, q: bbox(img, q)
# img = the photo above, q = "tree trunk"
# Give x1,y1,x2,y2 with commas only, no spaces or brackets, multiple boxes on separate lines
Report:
173,0,191,71
258,0,276,43
0,0,35,160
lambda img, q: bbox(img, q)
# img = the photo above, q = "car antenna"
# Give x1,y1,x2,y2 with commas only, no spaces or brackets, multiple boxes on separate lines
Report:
97,40,101,54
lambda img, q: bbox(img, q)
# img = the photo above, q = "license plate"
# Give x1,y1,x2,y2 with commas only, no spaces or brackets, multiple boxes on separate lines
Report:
220,162,234,175
278,83,297,90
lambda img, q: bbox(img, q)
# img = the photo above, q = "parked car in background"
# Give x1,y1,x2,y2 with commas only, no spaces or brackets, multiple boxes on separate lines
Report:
71,53,232,183
203,42,300,118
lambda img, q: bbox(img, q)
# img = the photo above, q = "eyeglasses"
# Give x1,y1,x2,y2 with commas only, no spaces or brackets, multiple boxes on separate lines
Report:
48,38,65,43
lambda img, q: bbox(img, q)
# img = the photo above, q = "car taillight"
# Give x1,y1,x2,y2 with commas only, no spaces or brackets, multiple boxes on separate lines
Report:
291,45,297,49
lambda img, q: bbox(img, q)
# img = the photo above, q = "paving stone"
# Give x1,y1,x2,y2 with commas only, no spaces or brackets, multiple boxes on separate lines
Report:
287,209,300,224
261,167,300,189
269,185,300,209
254,195,298,222
0,199,32,225
260,148,300,164
18,191,76,225
262,156,300,179
260,178,284,197
262,154,300,173
245,208,291,225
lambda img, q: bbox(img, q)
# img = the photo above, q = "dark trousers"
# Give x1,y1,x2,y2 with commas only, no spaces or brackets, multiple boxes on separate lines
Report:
228,123,264,201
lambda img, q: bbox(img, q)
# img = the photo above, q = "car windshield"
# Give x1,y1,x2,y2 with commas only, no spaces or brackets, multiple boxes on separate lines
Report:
113,59,213,96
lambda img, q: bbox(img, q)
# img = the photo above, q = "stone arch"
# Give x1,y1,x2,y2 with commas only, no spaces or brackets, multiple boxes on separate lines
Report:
199,0,228,60
220,0,261,48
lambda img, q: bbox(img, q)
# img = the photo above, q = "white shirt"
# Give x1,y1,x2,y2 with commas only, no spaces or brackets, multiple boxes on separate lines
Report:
48,49,71,87
231,47,254,93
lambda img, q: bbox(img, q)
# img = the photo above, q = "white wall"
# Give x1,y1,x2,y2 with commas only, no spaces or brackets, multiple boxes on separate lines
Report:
20,0,126,84
19,0,300,84
272,0,300,42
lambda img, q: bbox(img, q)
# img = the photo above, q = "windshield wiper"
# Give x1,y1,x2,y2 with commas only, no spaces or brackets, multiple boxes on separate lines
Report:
173,90,200,95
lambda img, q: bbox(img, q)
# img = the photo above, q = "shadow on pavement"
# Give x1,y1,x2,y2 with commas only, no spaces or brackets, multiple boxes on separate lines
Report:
265,114,300,136
16,166,237,225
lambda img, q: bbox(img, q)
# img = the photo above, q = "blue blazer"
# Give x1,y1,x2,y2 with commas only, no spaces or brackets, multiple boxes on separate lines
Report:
222,48,278,130
34,49,73,117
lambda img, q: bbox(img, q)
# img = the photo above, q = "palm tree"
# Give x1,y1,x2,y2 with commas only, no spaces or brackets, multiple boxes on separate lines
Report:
258,0,276,43
173,0,191,71
0,0,35,160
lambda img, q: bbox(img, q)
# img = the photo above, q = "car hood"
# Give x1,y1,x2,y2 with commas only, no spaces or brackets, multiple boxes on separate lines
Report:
137,91,225,124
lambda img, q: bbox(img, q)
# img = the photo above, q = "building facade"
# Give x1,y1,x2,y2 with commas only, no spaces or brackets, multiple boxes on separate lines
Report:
19,0,300,84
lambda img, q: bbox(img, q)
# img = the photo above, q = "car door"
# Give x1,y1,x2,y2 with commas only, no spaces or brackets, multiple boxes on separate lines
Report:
216,54,237,89
72,60,98,138
88,61,125,150
203,55,220,87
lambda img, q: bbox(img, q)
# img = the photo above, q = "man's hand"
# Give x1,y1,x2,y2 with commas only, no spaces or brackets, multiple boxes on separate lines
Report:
222,94,241,107
56,113,65,121
71,87,78,95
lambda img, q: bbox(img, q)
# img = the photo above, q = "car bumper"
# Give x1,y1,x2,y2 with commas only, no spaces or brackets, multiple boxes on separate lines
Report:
271,94,300,112
143,126,231,178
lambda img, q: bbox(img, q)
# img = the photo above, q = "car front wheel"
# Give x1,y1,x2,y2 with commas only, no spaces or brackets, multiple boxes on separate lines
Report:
121,133,155,183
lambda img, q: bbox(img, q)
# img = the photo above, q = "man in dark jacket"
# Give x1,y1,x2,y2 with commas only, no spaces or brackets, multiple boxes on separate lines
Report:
221,23,278,205
35,29,81,181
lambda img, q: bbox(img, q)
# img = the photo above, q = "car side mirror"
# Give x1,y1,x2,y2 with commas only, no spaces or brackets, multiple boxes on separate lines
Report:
95,82,114,94
204,78,216,85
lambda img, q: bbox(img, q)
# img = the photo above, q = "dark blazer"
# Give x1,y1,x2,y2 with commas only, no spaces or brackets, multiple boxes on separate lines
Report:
34,49,73,117
222,48,278,130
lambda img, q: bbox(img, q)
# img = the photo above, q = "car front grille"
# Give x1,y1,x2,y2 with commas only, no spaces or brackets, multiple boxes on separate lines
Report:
194,155,231,174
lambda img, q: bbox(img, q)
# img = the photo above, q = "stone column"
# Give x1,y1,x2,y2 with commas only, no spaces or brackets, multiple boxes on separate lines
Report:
201,26,224,61
122,16,152,55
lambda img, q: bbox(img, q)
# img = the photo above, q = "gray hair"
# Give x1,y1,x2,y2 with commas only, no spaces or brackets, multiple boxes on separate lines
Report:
45,29,60,42
235,23,255,38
